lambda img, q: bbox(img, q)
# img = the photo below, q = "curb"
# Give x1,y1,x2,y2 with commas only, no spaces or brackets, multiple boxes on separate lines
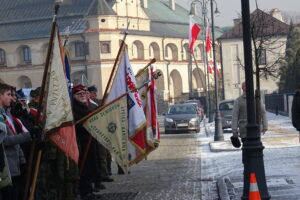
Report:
217,176,237,200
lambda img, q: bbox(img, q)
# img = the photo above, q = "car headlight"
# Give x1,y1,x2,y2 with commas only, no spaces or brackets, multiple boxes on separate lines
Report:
190,118,198,122
165,118,174,123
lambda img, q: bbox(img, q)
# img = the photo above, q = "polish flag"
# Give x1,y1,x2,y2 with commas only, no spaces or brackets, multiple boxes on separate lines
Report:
189,16,201,53
208,61,221,78
206,26,211,52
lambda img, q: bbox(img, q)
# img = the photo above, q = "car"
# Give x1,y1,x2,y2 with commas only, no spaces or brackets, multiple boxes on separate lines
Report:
219,99,235,129
182,100,205,121
164,103,201,134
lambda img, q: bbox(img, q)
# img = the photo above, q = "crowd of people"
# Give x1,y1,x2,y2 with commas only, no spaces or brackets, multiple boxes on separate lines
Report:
0,82,118,200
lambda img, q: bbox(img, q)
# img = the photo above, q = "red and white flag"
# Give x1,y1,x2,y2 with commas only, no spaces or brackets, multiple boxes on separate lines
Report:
208,61,221,78
206,26,211,52
44,29,79,164
106,49,147,165
189,16,201,53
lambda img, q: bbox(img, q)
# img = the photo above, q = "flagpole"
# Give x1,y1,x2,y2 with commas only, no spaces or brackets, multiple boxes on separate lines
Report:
79,23,130,172
135,58,156,78
75,73,160,125
191,52,206,94
24,5,60,200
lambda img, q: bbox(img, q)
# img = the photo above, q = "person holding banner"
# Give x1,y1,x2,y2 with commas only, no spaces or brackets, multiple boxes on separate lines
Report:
71,85,101,200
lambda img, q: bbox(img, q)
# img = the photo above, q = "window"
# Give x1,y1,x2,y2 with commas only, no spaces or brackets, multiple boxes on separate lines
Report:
23,46,31,63
100,41,111,53
75,41,85,57
257,48,266,65
0,49,5,66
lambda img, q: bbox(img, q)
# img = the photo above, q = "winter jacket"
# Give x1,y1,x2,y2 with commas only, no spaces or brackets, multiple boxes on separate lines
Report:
0,108,31,176
231,93,268,138
292,91,300,131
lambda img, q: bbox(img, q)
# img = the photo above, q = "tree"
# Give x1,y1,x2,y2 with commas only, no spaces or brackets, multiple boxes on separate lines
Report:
278,24,300,92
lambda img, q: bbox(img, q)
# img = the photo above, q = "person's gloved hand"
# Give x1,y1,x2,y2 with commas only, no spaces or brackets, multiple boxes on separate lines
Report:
30,125,42,140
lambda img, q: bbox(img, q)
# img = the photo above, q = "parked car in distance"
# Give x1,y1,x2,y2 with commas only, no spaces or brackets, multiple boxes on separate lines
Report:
164,103,201,134
219,99,234,130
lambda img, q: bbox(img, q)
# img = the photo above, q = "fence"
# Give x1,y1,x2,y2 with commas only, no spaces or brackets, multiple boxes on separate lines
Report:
264,93,294,117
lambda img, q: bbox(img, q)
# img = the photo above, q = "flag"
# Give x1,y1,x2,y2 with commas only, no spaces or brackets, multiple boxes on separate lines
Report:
189,15,201,53
149,65,160,143
206,26,211,52
44,29,79,164
83,97,129,173
106,49,147,165
208,61,221,78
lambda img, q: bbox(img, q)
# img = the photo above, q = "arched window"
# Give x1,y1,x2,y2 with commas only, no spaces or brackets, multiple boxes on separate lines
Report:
23,46,32,64
165,43,178,61
132,40,144,60
149,42,160,60
18,76,32,88
183,43,189,60
0,49,6,66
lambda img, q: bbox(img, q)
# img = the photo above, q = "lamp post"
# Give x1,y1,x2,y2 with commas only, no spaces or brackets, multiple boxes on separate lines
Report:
209,0,223,141
240,0,270,199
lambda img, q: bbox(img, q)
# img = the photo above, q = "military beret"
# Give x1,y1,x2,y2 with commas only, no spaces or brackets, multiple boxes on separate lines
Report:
72,84,87,94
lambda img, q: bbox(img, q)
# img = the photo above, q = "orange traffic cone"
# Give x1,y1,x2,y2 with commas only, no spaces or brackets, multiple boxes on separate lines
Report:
249,173,261,200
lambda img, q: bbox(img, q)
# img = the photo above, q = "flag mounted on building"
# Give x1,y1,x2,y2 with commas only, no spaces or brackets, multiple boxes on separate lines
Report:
43,29,79,164
205,26,211,52
189,15,201,53
106,48,147,165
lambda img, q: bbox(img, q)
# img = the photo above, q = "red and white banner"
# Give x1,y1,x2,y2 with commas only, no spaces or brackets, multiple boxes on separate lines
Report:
208,61,221,78
106,49,147,165
206,26,211,52
189,16,201,53
45,30,79,164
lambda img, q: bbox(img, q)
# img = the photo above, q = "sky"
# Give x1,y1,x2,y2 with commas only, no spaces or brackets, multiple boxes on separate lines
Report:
176,0,300,27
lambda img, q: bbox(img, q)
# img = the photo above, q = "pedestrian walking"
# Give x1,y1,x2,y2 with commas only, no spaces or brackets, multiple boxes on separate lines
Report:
231,82,268,142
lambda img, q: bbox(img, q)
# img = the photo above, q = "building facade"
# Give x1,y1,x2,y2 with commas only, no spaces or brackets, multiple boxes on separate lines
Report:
219,9,289,100
0,0,223,110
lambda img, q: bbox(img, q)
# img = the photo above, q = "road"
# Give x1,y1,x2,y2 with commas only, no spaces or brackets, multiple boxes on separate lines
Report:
98,118,219,200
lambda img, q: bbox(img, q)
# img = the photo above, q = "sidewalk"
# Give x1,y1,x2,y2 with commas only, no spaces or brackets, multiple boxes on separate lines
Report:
208,113,300,199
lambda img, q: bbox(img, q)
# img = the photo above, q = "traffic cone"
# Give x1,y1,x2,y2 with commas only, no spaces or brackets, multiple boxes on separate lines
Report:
249,173,261,200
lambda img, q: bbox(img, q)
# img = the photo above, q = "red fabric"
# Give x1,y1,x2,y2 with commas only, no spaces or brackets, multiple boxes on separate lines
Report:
189,24,201,52
206,27,211,52
130,129,146,151
49,125,79,164
72,84,87,94
150,67,160,141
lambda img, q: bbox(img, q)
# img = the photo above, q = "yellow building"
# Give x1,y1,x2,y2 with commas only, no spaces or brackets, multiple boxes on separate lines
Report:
0,0,222,109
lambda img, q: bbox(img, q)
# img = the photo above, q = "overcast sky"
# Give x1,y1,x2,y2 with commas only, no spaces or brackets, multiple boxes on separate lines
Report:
176,0,300,27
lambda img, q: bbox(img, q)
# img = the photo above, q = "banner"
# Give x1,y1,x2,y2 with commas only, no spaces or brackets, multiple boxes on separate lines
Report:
44,30,79,163
106,49,147,165
83,97,129,173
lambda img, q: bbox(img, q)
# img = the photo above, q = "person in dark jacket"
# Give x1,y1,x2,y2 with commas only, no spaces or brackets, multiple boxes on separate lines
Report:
72,85,101,200
292,85,300,133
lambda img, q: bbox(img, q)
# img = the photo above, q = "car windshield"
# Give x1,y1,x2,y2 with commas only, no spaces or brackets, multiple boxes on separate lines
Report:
168,105,197,115
219,101,234,110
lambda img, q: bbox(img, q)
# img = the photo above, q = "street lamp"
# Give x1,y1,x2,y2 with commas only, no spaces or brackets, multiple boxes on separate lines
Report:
240,0,270,199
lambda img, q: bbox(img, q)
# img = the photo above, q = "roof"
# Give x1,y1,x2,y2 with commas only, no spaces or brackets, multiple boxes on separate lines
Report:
0,0,223,42
219,9,289,40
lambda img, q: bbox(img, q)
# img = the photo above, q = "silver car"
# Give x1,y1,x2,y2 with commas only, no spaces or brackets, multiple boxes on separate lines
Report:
164,103,201,134
219,100,234,129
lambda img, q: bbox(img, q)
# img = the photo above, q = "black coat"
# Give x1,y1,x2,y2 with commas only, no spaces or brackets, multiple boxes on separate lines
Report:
72,99,100,176
292,91,300,131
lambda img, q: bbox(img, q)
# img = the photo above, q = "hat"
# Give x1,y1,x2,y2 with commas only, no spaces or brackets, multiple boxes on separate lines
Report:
30,87,41,98
16,89,26,100
72,84,87,94
88,85,97,93
230,136,241,148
